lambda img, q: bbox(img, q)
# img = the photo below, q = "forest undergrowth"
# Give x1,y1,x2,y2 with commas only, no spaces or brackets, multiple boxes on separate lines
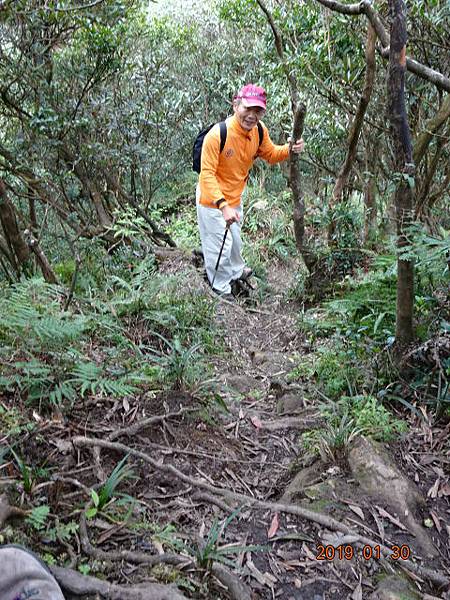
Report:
0,183,449,599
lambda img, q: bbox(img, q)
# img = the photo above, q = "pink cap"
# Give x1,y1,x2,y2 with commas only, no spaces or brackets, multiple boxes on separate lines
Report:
235,84,267,109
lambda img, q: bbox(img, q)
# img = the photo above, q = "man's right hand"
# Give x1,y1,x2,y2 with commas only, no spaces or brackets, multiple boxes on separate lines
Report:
221,205,240,226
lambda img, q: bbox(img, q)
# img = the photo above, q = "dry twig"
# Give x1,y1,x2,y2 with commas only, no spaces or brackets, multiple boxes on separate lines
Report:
107,407,197,442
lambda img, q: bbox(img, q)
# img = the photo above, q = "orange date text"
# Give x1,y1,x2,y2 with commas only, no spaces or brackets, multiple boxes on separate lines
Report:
316,544,411,561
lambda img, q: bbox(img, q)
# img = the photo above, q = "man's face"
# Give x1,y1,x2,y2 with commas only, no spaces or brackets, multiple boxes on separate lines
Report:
233,101,265,131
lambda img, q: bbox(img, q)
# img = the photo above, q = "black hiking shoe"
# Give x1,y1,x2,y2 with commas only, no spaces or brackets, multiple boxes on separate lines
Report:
192,249,204,268
231,277,253,298
240,266,253,281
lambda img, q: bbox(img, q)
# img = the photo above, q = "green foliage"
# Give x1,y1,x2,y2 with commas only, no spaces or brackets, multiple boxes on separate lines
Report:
298,257,398,345
327,395,407,441
302,413,362,462
87,455,134,519
45,519,79,544
0,354,140,407
8,448,38,495
148,174,200,250
294,241,448,418
241,189,296,282
141,279,218,352
0,278,88,351
0,405,34,439
0,258,220,407
98,455,133,509
69,362,138,398
78,563,91,576
302,394,407,461
108,207,157,243
289,345,362,399
327,196,365,250
172,508,265,571
399,224,450,290
146,333,203,390
26,505,50,531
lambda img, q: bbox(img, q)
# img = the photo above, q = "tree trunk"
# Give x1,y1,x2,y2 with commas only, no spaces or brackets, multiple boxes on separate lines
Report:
0,178,31,272
59,146,113,231
24,230,59,284
256,0,318,273
387,0,415,345
289,104,317,272
328,24,376,244
363,175,377,245
315,0,450,93
290,104,306,252
28,190,39,233
415,135,446,222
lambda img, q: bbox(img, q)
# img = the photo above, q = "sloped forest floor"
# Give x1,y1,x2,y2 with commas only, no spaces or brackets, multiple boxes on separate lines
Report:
1,250,449,600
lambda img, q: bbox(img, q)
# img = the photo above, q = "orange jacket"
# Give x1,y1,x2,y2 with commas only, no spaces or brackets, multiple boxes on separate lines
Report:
198,115,289,208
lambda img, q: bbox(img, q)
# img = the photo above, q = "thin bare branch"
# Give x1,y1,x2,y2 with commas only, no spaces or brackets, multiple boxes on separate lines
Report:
51,0,108,12
255,0,299,108
315,0,450,92
330,23,377,222
414,94,450,165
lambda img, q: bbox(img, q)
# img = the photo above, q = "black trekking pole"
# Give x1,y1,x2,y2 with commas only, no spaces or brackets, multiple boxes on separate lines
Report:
210,224,230,289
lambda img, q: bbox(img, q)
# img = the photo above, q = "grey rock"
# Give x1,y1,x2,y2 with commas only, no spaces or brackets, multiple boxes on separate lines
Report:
281,464,323,502
223,374,262,395
276,392,304,414
348,436,437,558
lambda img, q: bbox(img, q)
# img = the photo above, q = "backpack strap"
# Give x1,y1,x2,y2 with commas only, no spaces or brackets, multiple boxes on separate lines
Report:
257,122,263,146
219,121,227,153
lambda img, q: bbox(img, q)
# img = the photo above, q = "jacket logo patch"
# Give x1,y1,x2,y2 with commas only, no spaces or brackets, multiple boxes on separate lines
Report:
225,149,234,158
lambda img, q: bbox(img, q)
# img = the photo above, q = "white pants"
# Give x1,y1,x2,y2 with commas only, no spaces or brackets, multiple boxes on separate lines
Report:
196,185,244,294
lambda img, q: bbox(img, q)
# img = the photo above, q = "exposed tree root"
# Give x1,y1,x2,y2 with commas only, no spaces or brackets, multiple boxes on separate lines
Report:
211,564,252,600
0,493,28,528
192,492,233,512
79,510,187,568
106,407,197,442
79,511,252,600
50,565,189,600
260,415,319,431
72,436,450,590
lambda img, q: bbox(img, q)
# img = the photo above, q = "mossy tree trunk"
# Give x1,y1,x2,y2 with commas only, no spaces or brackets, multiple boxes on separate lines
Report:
387,0,415,345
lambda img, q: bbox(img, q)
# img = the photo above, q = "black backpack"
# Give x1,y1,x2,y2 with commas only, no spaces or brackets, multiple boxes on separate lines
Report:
192,121,263,173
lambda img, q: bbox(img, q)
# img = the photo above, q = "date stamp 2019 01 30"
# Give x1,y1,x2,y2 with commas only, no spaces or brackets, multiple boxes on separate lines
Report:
316,544,412,562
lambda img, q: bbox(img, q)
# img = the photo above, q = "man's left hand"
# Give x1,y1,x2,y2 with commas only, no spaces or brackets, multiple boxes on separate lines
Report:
289,138,305,154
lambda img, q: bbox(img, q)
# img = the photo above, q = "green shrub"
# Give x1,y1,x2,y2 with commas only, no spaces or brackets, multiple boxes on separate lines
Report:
289,345,362,399
328,395,407,441
297,258,397,344
0,277,156,408
302,394,407,459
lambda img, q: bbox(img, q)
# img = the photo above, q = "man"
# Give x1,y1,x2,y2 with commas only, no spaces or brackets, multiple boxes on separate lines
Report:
196,83,305,300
